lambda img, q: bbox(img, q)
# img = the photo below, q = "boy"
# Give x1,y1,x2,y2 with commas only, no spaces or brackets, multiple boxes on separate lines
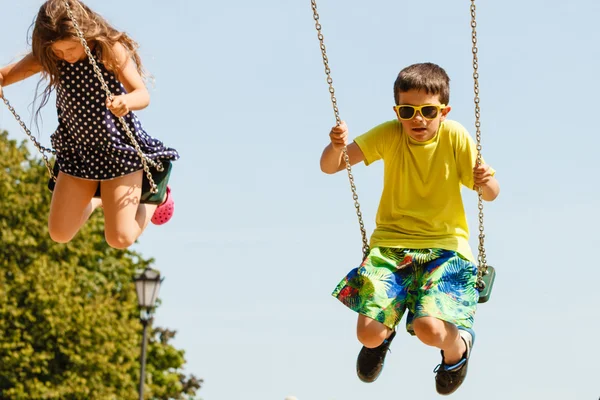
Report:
320,62,499,395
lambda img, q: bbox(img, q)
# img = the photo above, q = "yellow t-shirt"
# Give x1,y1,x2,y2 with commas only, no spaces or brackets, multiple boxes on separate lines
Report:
355,119,492,262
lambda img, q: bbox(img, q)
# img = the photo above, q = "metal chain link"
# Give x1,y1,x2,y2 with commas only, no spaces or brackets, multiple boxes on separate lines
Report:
311,0,370,259
64,0,163,194
2,97,56,180
470,0,489,290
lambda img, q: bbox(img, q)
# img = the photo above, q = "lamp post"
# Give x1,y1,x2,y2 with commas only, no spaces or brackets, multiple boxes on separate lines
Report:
134,267,164,400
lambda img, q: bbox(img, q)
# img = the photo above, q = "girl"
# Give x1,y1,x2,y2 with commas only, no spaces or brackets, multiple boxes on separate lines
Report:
0,0,179,249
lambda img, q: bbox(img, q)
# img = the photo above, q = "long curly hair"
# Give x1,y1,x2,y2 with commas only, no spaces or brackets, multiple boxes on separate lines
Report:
30,0,147,120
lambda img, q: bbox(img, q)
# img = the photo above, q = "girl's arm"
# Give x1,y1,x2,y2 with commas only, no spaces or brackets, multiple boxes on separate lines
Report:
106,42,149,116
0,53,42,95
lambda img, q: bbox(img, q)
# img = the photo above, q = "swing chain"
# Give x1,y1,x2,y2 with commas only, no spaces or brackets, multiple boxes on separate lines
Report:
311,0,370,259
2,97,56,181
471,0,489,290
64,0,162,194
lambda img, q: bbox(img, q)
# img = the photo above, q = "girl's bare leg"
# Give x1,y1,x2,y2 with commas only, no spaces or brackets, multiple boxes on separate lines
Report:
48,172,100,243
101,170,158,249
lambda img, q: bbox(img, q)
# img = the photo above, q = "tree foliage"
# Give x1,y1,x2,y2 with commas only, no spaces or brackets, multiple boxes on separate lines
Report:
0,131,201,399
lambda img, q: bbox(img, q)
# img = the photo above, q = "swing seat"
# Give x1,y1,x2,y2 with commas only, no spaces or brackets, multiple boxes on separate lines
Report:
477,265,496,304
47,160,172,205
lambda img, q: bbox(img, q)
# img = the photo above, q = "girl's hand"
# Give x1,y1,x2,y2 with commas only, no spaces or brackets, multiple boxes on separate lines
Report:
0,83,4,99
330,121,349,151
106,95,130,117
473,163,493,186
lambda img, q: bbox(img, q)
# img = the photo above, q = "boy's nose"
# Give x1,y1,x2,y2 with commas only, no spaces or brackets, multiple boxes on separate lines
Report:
413,111,425,121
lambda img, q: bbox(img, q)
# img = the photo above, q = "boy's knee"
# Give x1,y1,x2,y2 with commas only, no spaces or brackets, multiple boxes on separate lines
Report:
357,324,390,348
105,231,137,249
357,330,386,348
413,317,446,345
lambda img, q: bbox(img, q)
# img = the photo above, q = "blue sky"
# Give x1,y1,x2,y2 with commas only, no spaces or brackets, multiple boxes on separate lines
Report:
1,1,600,399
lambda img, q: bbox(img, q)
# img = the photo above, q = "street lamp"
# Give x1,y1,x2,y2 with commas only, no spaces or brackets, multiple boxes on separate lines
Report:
134,267,164,400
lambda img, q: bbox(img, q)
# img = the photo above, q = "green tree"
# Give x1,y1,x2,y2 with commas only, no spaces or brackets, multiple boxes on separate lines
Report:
0,131,201,399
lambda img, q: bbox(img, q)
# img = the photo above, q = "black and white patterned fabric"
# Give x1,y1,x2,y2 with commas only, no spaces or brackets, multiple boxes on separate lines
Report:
51,55,179,180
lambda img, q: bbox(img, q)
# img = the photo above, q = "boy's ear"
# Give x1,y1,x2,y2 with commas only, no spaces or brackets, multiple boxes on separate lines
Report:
440,105,452,121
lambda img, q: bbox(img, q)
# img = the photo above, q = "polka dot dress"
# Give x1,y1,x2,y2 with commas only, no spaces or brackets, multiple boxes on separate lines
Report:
51,55,179,180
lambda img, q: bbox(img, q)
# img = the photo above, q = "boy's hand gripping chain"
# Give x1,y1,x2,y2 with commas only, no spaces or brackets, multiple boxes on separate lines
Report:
65,0,163,194
311,0,369,260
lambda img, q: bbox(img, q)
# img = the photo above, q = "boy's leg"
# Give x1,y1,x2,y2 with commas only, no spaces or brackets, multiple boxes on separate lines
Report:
355,314,396,383
48,172,100,243
357,314,392,348
432,325,474,396
332,247,414,383
412,317,465,364
331,247,417,383
101,170,159,249
410,250,479,395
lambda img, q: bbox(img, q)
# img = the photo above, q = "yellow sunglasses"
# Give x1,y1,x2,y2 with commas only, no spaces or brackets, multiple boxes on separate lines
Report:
393,104,446,120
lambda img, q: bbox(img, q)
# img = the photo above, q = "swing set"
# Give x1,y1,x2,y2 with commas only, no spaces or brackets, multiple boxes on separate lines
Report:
1,0,168,204
310,0,496,303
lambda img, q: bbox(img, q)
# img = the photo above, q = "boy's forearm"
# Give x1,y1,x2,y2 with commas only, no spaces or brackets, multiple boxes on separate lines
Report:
320,144,344,174
478,177,500,201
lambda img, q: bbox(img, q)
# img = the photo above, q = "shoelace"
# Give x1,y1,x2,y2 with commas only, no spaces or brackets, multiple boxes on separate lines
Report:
433,356,466,380
433,363,446,373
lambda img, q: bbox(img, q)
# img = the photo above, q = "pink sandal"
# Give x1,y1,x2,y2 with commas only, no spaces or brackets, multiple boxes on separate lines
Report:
151,186,174,225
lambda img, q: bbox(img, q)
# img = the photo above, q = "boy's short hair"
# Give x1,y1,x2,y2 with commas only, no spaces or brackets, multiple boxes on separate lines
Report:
393,63,450,105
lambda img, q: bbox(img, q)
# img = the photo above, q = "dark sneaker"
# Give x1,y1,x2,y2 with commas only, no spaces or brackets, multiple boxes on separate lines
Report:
434,329,474,395
356,330,396,383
